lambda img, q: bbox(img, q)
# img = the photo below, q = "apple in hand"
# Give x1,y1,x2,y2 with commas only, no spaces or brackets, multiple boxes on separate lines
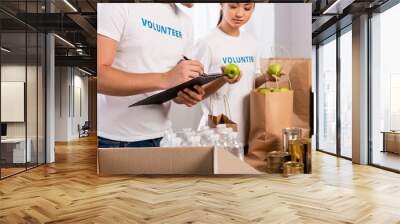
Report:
267,63,283,78
223,64,240,79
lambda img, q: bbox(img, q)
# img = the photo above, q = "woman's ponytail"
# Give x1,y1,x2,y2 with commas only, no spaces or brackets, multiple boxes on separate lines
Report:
217,9,223,26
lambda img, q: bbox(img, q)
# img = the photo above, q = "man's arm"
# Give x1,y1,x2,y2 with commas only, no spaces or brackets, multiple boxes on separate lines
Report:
97,34,204,96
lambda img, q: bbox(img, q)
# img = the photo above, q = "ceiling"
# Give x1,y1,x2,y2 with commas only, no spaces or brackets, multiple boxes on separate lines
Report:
311,0,390,43
0,0,396,74
0,0,98,73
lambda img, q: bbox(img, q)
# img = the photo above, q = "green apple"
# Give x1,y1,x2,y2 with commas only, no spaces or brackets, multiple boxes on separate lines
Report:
257,88,272,94
271,88,281,92
279,87,289,92
224,64,240,79
267,63,283,77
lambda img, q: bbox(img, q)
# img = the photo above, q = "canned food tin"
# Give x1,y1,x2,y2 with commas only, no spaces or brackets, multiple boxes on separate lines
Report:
283,161,304,177
265,151,290,173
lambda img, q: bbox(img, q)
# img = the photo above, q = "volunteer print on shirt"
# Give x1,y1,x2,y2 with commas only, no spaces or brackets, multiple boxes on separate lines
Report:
222,56,255,64
140,18,184,38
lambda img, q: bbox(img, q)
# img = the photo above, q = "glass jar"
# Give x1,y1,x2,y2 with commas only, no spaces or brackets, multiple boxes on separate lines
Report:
200,130,214,146
210,134,220,147
230,132,244,160
282,128,302,152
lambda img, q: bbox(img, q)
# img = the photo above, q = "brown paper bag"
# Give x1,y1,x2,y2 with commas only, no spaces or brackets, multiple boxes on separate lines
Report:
260,58,312,138
246,80,294,171
208,95,238,132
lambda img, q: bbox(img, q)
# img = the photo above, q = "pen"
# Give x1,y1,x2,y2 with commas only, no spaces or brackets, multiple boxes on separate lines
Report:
182,56,207,77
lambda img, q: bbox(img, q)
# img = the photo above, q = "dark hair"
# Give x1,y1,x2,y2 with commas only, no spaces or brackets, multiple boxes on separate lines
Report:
217,9,223,26
217,3,255,26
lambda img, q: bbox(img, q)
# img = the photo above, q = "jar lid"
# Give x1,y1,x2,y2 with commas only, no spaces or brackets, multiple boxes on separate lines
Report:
267,151,289,158
284,161,304,167
282,127,302,133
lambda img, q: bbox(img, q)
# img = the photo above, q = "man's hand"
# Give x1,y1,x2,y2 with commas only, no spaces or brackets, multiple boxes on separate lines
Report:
173,85,205,107
164,60,204,88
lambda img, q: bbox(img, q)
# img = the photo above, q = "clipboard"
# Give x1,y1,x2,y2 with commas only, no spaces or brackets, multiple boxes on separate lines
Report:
129,74,225,107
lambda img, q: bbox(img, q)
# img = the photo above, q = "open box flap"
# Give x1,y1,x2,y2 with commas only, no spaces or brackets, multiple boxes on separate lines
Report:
213,148,262,174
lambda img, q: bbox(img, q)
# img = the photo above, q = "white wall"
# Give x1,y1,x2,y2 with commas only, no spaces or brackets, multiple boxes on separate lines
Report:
1,65,38,138
170,3,312,130
55,67,89,141
55,67,69,141
242,4,275,57
1,65,26,139
244,3,312,58
71,73,89,138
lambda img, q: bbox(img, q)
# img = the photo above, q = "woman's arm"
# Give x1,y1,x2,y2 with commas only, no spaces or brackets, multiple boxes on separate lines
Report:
254,73,284,88
254,74,268,88
202,72,242,98
201,65,242,98
202,78,228,98
97,34,204,96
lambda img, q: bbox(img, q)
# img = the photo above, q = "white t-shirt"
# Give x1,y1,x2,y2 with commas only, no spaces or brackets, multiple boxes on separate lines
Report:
190,28,260,143
97,3,193,142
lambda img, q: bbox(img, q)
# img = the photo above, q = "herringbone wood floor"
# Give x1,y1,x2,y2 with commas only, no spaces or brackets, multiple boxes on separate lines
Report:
1,135,400,224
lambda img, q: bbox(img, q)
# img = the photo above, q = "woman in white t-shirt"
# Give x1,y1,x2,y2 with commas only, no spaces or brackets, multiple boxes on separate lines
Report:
191,3,273,145
97,3,206,148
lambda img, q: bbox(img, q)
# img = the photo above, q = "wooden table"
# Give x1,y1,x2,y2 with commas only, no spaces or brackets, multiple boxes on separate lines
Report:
381,131,400,154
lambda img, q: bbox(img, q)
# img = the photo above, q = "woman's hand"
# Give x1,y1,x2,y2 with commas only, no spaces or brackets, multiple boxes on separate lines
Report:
268,72,288,81
255,72,287,89
221,66,242,84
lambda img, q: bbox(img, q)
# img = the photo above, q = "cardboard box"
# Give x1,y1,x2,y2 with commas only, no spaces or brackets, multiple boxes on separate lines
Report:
97,147,261,175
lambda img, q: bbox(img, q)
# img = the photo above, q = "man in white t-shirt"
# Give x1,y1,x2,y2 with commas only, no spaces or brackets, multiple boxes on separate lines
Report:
97,3,205,148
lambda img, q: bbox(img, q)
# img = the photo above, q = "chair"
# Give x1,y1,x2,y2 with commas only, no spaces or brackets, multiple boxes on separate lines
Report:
78,121,90,138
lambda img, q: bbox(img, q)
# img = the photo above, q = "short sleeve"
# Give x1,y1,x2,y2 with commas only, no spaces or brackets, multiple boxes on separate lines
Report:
97,3,128,42
255,52,262,77
183,18,195,57
189,40,212,74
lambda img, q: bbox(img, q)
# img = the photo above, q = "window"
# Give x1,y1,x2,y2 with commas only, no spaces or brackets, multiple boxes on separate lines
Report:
317,36,337,154
339,29,352,158
370,3,400,171
0,1,47,179
316,26,353,159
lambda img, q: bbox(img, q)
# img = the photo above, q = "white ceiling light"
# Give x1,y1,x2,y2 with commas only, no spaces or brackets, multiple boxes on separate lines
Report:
78,67,93,76
1,47,11,53
54,34,75,48
63,0,78,12
323,0,355,15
